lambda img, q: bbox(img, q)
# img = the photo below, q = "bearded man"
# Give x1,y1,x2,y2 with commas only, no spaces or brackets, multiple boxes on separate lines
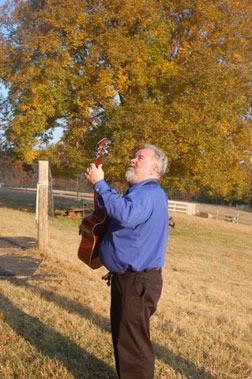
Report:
85,144,169,379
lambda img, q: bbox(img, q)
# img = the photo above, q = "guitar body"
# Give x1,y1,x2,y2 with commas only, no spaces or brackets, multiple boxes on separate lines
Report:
77,138,110,269
78,208,108,269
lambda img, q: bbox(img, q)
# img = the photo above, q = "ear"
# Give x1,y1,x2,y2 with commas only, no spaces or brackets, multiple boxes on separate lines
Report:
151,164,159,177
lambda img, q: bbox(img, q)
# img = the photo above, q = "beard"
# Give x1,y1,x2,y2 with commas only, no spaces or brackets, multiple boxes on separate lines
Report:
125,167,137,184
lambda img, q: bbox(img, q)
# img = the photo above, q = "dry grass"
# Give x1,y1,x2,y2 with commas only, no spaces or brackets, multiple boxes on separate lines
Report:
0,203,251,378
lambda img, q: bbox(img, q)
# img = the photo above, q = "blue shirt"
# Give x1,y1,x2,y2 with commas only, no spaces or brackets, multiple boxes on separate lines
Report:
93,179,169,272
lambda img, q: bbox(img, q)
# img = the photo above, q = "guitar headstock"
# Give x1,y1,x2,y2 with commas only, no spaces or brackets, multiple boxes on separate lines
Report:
95,138,111,166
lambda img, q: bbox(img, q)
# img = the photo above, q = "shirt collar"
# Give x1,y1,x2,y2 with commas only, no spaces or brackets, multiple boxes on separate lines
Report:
127,179,159,193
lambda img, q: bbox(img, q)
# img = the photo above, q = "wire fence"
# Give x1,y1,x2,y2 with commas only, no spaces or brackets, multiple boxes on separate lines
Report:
196,203,252,226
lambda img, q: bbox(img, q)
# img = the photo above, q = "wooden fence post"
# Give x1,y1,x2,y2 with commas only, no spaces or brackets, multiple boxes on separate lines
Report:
36,160,48,251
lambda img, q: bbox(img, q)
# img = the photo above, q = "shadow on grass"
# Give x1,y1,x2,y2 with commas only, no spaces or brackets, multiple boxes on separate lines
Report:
5,277,213,379
0,236,37,249
0,292,116,379
0,253,41,276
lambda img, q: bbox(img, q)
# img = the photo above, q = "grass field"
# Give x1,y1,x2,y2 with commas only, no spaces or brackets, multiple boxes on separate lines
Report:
0,193,252,378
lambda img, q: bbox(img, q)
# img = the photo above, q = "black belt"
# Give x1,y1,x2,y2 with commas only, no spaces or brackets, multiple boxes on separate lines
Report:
102,268,161,286
116,267,161,275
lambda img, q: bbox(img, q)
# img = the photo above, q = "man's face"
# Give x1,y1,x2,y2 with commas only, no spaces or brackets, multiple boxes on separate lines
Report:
125,149,158,185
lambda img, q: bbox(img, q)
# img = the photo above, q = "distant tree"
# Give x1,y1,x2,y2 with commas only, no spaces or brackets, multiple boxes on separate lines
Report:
0,0,252,199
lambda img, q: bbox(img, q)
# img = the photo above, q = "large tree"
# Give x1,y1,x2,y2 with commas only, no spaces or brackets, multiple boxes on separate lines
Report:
0,0,252,199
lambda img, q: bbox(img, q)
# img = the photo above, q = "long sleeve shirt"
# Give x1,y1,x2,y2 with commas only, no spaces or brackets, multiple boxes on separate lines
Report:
93,178,169,273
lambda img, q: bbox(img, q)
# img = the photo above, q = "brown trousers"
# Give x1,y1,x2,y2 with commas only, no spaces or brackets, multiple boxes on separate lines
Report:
110,269,162,379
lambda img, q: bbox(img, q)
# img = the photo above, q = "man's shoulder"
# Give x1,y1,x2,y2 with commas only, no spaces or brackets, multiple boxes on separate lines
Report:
137,181,167,199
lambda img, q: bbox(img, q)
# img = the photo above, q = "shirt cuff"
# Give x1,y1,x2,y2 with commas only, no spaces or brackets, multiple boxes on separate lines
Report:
93,179,110,194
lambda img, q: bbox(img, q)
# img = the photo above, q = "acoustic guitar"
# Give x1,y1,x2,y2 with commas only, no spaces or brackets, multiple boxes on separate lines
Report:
78,138,110,269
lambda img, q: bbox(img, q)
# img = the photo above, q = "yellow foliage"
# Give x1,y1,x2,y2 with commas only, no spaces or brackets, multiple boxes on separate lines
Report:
23,150,39,165
0,0,252,199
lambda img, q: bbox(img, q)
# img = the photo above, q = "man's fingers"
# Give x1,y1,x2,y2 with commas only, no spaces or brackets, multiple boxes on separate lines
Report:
85,162,104,184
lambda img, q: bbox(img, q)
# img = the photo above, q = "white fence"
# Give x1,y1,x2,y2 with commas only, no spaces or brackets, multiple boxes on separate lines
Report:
168,200,197,215
168,200,252,226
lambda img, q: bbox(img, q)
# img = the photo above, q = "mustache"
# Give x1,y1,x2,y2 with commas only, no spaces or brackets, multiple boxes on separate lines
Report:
127,164,135,169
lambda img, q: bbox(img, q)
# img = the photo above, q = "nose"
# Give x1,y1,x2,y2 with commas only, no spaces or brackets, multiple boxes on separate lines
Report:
131,156,137,164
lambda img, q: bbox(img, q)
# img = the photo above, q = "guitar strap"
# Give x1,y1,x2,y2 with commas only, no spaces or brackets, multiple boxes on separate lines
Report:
143,180,159,186
124,180,159,196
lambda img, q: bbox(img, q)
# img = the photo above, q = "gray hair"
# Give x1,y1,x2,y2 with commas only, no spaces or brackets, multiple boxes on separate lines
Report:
143,144,168,178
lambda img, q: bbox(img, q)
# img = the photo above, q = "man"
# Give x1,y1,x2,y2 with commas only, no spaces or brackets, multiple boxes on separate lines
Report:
85,144,169,379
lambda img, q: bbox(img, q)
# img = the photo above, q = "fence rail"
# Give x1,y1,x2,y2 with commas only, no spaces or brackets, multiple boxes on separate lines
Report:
4,184,252,226
168,200,196,215
6,185,94,201
168,201,187,213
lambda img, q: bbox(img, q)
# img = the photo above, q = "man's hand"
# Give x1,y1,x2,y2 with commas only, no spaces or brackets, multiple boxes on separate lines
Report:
85,163,104,185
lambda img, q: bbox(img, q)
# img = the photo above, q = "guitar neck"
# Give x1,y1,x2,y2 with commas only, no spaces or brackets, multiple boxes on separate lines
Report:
94,156,101,208
95,157,101,168
92,137,109,208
